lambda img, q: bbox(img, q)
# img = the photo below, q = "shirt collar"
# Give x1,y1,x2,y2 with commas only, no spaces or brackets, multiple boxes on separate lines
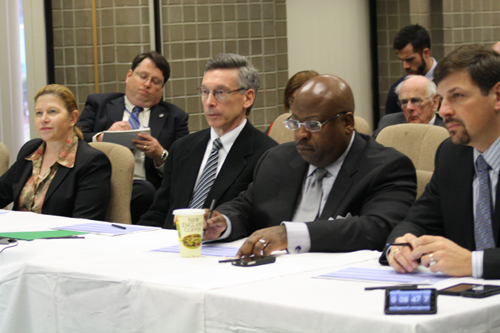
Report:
427,113,436,125
124,96,151,113
425,57,437,80
474,134,500,173
26,132,78,169
307,131,356,178
210,118,247,152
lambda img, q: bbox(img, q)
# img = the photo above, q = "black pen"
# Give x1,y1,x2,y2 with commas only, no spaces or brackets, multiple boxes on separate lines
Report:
111,223,126,230
207,199,216,219
387,242,412,248
365,284,418,291
42,236,85,239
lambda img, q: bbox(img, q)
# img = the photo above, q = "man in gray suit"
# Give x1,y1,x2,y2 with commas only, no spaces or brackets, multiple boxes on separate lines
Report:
373,75,445,138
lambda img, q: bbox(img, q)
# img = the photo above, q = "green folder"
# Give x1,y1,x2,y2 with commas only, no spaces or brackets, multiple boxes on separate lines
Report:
0,230,87,240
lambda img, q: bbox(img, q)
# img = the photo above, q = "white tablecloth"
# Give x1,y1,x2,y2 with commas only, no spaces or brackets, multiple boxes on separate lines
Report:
1,211,500,332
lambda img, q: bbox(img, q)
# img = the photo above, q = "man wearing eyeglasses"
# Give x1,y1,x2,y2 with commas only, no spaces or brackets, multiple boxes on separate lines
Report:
77,51,189,224
204,75,417,256
383,44,500,279
138,53,277,228
373,75,445,138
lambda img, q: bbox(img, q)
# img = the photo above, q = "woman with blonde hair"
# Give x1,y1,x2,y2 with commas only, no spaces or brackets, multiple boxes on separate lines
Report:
0,84,111,220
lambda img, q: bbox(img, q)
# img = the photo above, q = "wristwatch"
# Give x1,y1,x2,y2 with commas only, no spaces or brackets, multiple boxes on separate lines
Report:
159,149,168,162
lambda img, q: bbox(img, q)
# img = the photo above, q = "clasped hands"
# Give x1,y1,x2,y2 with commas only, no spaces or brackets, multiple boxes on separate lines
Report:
388,233,472,277
203,210,287,258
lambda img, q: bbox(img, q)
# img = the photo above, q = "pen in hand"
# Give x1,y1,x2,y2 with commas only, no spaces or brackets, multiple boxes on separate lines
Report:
207,199,216,220
204,199,216,238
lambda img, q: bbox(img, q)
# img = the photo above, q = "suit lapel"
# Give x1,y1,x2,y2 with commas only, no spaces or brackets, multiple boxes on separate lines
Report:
177,131,210,206
13,163,34,203
493,162,500,245
43,166,71,203
282,153,309,220
106,97,127,128
454,147,476,249
319,134,364,219
149,103,168,138
208,123,255,204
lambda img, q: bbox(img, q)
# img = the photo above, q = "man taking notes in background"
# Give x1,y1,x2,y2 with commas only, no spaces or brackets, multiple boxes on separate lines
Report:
77,51,189,224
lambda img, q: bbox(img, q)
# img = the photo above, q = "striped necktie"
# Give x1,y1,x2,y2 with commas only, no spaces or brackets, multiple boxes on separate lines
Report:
128,106,143,130
189,138,223,209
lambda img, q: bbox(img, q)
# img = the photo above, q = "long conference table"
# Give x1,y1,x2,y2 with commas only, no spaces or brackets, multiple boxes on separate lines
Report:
1,211,500,332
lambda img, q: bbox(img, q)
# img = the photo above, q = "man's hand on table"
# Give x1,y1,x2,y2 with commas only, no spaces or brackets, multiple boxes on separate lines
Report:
236,226,287,258
389,233,472,277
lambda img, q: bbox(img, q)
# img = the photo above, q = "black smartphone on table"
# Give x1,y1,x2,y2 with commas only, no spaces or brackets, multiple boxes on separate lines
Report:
385,288,437,315
219,255,276,267
439,283,500,298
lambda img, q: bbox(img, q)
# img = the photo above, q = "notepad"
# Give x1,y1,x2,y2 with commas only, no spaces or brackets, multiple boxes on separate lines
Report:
55,222,156,236
101,128,151,149
0,230,87,240
154,244,238,257
317,267,450,285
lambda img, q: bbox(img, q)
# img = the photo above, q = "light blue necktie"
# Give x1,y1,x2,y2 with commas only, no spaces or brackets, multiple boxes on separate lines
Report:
189,138,223,209
293,168,328,222
128,106,143,130
475,155,495,250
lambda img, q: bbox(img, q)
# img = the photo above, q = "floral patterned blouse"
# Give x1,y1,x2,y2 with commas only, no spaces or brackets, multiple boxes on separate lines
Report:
18,132,78,213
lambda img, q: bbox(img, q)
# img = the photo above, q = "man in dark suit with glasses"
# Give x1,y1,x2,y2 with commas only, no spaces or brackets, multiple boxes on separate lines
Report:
205,75,417,257
138,53,277,228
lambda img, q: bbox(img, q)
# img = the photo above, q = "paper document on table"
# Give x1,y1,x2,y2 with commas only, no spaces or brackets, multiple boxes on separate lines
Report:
55,222,156,236
101,128,150,149
316,267,450,285
154,244,239,257
0,230,87,240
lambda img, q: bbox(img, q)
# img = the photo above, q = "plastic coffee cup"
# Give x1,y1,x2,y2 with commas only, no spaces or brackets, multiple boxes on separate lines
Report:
173,209,205,257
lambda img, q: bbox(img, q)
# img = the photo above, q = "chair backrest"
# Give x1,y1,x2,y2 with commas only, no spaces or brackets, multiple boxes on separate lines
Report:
354,116,371,135
268,113,294,144
89,142,135,224
375,123,449,172
0,142,9,177
376,124,449,199
268,113,372,144
416,170,433,199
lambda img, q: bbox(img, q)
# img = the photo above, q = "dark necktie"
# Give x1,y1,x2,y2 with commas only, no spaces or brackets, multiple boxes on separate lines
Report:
293,168,329,222
129,106,143,130
475,155,495,250
189,138,223,209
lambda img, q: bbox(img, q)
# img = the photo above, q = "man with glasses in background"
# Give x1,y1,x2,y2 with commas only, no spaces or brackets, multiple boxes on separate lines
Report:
373,75,446,138
138,53,277,228
78,51,189,224
204,75,417,257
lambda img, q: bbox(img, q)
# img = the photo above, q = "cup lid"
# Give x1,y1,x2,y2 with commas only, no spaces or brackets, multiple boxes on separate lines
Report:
173,209,206,216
